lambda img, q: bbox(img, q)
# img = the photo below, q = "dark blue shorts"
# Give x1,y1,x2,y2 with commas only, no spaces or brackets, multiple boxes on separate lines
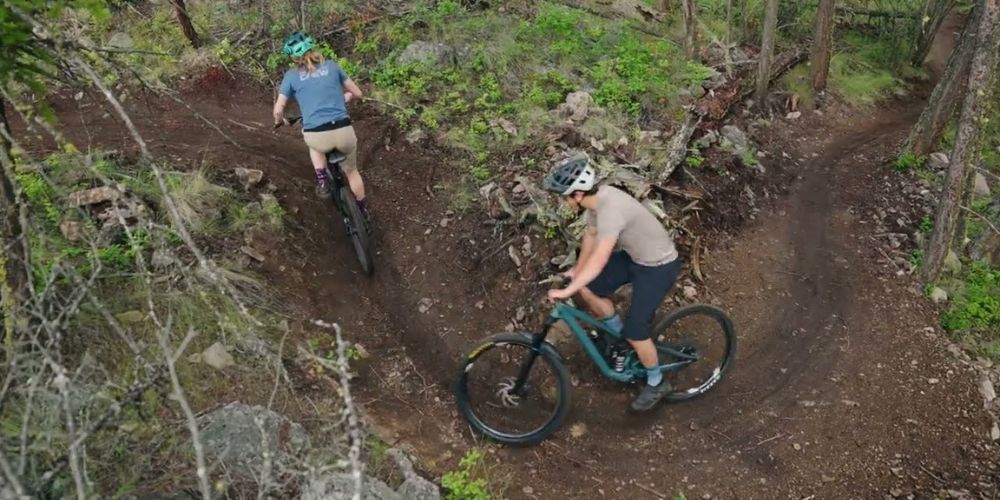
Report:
587,252,681,341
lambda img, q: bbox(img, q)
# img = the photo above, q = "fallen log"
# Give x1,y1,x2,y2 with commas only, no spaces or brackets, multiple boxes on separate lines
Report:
656,46,807,182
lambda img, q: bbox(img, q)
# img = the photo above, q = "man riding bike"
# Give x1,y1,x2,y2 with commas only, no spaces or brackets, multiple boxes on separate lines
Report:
272,31,369,217
544,156,682,411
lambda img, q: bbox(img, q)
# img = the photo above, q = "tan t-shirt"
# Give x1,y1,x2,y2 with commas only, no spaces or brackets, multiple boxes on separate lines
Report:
586,186,678,266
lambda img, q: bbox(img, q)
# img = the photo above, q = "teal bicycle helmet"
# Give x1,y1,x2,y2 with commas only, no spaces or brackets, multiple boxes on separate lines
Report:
282,31,315,58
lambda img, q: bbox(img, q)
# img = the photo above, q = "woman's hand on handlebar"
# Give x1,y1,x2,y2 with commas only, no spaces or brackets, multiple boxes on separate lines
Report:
272,116,301,129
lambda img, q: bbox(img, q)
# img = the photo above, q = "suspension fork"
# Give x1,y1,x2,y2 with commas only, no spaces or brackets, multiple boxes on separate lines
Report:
512,317,557,394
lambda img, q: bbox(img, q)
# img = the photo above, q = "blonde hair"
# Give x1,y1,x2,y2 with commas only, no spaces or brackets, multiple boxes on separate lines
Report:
295,49,326,74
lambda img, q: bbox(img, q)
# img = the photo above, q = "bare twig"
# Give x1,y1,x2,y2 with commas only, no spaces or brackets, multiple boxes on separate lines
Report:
312,320,364,500
0,448,28,499
919,464,944,483
961,205,1000,235
160,327,213,499
635,482,668,498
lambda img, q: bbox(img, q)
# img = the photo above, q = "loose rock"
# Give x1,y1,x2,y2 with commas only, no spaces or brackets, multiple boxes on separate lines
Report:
240,245,266,262
68,186,119,207
151,249,178,270
930,286,948,303
508,245,523,267
418,298,434,314
60,221,83,242
980,376,996,403
115,310,144,324
234,167,264,189
200,342,235,371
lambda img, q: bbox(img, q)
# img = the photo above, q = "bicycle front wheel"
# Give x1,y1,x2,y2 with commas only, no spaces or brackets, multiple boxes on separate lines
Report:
454,334,571,446
654,304,736,402
339,186,373,276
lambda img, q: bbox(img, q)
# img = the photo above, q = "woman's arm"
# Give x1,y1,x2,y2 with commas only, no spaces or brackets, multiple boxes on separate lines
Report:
273,94,289,124
343,78,363,102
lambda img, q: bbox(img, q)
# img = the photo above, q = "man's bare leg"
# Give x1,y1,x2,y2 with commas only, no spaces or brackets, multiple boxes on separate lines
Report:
575,286,615,319
628,338,659,368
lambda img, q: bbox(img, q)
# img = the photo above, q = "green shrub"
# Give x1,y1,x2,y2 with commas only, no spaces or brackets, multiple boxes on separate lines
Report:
894,151,926,171
941,262,1000,332
442,449,491,500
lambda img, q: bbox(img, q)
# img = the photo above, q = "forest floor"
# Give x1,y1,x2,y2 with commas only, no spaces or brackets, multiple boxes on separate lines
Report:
28,11,998,499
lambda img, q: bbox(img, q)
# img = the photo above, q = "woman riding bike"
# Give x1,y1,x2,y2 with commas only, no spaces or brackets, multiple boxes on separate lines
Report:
272,31,369,215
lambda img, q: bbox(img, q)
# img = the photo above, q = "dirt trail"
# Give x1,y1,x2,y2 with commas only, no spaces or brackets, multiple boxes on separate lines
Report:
26,19,997,496
355,100,998,498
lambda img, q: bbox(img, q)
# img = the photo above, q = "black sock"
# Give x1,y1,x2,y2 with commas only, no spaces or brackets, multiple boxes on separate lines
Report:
314,170,326,183
357,197,368,211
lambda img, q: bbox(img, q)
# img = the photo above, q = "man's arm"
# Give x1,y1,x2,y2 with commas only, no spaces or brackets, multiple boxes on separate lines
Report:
572,227,598,275
559,237,617,297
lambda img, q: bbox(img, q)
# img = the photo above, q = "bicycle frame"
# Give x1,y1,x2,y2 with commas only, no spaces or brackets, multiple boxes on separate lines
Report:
520,302,699,385
324,160,349,217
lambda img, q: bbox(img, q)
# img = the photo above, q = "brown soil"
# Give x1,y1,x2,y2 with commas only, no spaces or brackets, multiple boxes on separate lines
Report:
21,16,997,495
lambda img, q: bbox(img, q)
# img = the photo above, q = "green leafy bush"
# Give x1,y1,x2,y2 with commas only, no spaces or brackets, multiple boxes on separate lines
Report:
894,151,926,171
941,262,1000,332
442,449,491,500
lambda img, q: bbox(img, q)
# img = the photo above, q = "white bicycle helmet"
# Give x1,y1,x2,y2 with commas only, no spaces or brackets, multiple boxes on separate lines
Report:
543,157,596,196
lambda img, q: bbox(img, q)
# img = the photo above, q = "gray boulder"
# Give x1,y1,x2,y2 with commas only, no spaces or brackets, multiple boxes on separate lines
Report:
943,249,962,275
973,172,991,198
199,402,310,478
108,32,134,50
720,125,751,157
398,41,456,67
300,472,400,500
928,152,949,171
557,91,594,122
389,448,440,500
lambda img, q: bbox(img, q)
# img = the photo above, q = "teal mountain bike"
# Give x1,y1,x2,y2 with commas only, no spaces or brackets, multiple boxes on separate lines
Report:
454,300,736,445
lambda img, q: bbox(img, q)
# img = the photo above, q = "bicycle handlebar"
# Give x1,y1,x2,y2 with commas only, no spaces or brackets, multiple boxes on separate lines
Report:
273,116,303,129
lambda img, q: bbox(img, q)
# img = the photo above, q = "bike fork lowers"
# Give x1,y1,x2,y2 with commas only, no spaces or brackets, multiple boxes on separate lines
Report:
511,317,557,395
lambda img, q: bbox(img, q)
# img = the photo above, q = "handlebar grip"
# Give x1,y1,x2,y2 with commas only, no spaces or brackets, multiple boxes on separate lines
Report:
273,116,303,129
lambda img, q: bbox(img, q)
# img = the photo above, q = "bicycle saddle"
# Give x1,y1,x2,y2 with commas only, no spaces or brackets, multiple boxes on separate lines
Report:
327,150,347,165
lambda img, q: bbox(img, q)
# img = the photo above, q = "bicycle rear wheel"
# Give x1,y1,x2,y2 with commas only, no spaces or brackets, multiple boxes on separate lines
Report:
654,304,736,402
338,186,373,276
454,334,571,446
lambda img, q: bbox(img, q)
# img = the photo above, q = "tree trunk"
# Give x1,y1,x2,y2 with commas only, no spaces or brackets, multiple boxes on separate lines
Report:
682,0,698,59
952,164,977,250
741,0,751,42
904,1,982,156
0,98,29,357
726,0,733,45
913,0,958,66
169,0,200,48
923,0,999,283
811,0,836,94
754,0,780,108
970,205,1000,266
656,0,669,12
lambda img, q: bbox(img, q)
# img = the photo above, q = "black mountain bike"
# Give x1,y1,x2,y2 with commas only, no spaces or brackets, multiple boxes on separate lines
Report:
276,116,373,275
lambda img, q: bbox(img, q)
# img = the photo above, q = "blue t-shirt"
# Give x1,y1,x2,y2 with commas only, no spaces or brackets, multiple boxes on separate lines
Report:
279,60,350,130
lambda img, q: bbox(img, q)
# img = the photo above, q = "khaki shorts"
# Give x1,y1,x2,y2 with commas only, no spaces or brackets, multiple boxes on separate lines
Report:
303,125,358,173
